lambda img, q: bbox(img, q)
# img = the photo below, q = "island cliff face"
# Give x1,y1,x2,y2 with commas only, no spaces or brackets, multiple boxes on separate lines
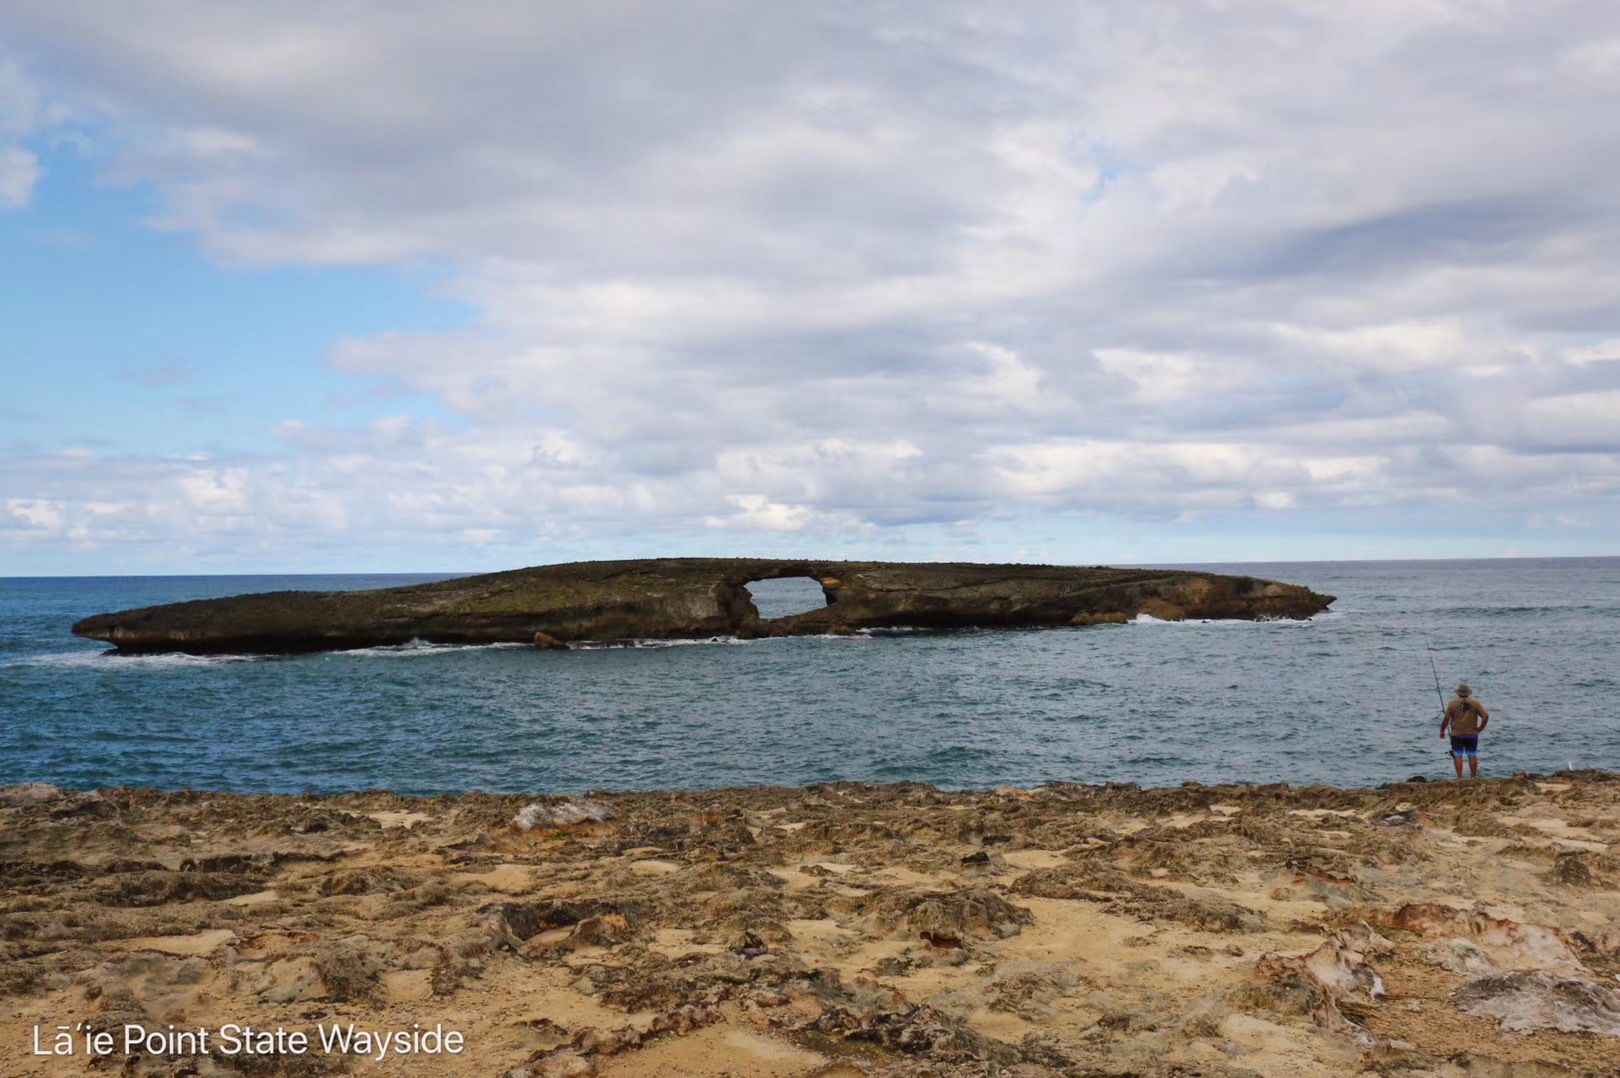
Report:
71,558,1334,655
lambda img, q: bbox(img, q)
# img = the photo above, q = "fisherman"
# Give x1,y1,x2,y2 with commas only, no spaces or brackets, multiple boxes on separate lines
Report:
1439,683,1490,779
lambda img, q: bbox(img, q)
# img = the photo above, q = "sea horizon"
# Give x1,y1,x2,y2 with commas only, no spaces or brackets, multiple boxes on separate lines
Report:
8,551,1618,581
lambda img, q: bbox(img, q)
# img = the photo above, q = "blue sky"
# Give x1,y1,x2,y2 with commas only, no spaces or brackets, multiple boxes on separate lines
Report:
3,145,469,459
2,3,1619,574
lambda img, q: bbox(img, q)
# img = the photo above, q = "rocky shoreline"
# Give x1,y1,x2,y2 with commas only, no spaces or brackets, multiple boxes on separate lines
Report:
70,558,1334,654
3,775,1618,1077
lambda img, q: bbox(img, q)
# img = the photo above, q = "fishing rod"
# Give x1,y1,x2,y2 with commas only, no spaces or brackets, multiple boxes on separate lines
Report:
1426,641,1451,760
1426,643,1447,721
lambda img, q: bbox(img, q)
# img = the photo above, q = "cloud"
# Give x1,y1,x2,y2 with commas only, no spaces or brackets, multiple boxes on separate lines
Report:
1519,390,1620,450
0,58,48,207
3,2,1620,564
707,495,827,534
0,145,39,207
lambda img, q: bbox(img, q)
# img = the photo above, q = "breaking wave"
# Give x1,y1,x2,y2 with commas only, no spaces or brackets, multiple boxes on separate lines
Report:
13,650,270,669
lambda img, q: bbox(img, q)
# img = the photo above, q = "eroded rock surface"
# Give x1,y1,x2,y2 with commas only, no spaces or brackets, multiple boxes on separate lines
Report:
71,557,1334,654
4,774,1620,1076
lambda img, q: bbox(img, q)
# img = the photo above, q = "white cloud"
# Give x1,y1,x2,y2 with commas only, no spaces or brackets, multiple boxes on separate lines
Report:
3,497,64,533
1519,389,1620,448
1567,339,1620,366
178,467,251,511
0,145,38,206
1254,491,1296,510
1093,349,1210,404
0,59,47,208
4,2,1620,564
1279,320,1471,370
706,495,820,533
958,343,1050,411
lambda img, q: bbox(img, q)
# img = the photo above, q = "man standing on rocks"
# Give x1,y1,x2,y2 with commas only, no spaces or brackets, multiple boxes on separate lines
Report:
1440,683,1490,779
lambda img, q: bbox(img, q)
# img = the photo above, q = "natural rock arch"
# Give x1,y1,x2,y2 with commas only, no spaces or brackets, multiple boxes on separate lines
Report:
72,558,1335,654
741,576,832,621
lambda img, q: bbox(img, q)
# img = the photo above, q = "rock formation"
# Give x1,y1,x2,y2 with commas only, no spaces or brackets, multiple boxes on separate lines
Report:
71,557,1334,655
3,773,1617,1077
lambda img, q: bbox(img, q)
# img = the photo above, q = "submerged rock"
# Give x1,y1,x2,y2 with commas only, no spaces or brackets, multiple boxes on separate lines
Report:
71,557,1335,654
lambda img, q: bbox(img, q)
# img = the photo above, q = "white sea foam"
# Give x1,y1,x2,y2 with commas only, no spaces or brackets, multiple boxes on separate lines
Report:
19,639,540,667
336,640,532,658
1128,613,1317,627
572,635,751,649
17,650,267,668
14,633,876,667
573,632,875,649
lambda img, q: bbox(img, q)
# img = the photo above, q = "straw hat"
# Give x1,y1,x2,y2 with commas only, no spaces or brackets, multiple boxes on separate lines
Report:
1455,683,1472,697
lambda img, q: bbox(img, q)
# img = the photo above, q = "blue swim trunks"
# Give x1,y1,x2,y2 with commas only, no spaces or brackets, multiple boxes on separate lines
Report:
1450,735,1479,757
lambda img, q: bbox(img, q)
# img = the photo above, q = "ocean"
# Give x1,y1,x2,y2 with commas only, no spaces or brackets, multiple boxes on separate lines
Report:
1,559,1615,795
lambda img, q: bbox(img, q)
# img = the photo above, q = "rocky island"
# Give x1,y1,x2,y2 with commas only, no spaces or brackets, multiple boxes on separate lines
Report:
71,558,1334,654
3,774,1618,1077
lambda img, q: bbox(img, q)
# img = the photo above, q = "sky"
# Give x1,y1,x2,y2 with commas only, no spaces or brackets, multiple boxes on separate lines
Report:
2,1,1619,574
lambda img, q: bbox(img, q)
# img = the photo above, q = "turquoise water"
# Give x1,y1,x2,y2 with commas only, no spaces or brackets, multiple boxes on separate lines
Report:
1,559,1615,794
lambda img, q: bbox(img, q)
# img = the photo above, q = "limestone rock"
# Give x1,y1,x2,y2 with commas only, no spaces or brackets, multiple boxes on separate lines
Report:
1243,927,1390,1032
1137,599,1186,621
1547,851,1592,886
1454,970,1620,1035
71,557,1335,654
0,782,68,807
514,798,617,830
861,887,1033,941
88,985,150,1034
7,770,1620,1076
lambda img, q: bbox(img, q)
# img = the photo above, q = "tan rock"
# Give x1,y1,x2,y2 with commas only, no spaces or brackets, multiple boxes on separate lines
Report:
15,770,1619,1077
1138,599,1186,621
